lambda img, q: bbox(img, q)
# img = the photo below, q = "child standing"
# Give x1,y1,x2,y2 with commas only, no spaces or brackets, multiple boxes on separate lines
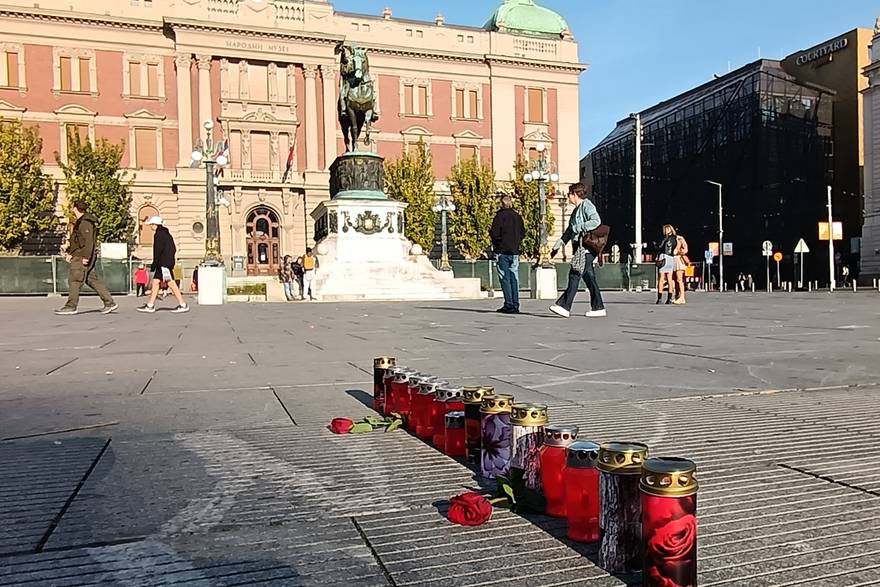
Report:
135,263,149,297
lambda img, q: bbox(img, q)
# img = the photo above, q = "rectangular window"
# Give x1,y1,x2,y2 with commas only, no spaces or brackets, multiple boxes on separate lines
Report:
455,89,465,118
2,52,19,87
60,56,72,91
78,57,90,92
527,87,544,123
469,90,479,119
417,86,428,115
129,62,142,96
459,145,478,162
251,132,270,170
66,123,89,147
404,84,414,115
134,128,157,169
249,64,268,101
147,63,159,97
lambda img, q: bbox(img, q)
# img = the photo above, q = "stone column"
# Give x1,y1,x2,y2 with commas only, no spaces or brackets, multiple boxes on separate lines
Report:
304,64,319,171
196,54,213,132
321,63,338,169
175,53,193,166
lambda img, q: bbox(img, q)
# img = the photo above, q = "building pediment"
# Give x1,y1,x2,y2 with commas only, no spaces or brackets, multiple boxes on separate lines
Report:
522,129,553,143
241,108,280,123
124,108,166,121
0,100,26,115
54,104,97,117
401,125,431,136
453,129,483,140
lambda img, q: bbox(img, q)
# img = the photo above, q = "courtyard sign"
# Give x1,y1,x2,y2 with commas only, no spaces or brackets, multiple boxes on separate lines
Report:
795,37,849,66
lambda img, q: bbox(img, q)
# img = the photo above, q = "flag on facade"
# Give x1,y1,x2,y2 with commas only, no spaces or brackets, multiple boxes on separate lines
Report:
281,145,295,183
214,139,230,178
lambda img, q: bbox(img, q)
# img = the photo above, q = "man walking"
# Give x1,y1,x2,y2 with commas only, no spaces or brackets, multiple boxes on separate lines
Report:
55,200,117,315
302,247,318,301
489,195,525,314
137,216,189,313
549,183,606,318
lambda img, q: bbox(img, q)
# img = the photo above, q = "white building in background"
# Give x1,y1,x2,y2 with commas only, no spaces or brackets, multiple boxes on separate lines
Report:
864,19,880,282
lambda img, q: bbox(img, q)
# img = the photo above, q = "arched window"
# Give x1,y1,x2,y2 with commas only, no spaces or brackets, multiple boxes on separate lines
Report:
138,205,159,245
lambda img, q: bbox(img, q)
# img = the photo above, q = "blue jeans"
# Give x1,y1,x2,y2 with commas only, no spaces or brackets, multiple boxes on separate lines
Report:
496,254,520,310
556,250,604,312
282,281,294,301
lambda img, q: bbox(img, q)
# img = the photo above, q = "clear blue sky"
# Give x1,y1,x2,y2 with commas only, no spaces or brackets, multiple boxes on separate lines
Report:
331,0,879,156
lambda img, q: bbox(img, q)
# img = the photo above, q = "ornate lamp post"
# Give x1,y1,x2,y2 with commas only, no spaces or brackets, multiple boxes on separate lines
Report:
522,143,559,269
432,194,456,271
556,188,569,262
191,120,228,266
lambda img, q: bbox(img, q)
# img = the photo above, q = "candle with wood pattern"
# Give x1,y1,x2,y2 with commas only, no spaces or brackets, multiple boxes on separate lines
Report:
479,394,515,479
432,385,464,449
372,357,395,415
641,457,698,587
563,440,601,542
462,386,493,466
597,442,650,574
509,403,548,491
540,425,579,517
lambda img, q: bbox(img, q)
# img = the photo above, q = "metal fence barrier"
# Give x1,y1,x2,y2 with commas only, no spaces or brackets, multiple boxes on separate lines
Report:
0,256,134,296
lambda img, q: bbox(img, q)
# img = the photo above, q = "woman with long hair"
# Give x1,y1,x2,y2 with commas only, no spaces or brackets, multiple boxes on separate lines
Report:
656,225,677,304
673,230,689,304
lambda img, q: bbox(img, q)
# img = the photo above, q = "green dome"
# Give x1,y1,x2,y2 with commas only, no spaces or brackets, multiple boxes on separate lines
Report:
484,0,569,37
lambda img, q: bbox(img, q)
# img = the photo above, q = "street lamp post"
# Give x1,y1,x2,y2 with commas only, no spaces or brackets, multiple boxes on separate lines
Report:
705,180,723,292
432,194,455,271
191,120,228,266
556,189,568,262
523,143,559,269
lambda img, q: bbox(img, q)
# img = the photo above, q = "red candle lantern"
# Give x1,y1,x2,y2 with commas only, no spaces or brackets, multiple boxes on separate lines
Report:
444,411,466,457
405,374,433,431
412,377,443,440
598,442,650,574
641,457,698,587
540,425,579,517
510,403,548,491
387,368,418,418
563,440,601,543
432,385,464,449
382,366,399,415
462,386,492,466
372,357,396,414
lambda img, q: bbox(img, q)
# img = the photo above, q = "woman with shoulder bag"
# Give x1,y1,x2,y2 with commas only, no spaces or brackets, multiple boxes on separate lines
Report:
656,225,677,305
673,231,689,304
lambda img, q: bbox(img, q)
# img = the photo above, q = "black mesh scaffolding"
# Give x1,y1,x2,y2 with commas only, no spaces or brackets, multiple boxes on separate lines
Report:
588,60,834,287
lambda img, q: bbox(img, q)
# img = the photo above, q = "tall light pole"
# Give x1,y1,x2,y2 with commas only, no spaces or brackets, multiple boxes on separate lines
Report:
827,185,835,292
633,113,643,264
523,142,559,268
191,120,228,265
432,194,455,271
706,180,723,292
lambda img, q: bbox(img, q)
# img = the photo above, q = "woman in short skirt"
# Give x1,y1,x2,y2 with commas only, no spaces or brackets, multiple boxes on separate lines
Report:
656,224,678,304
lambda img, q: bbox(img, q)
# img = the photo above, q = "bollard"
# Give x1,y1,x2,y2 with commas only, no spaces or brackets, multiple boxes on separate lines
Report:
598,442,650,573
808,282,812,292
375,359,397,415
564,440,601,542
444,411,466,457
432,385,464,450
641,457,698,587
463,386,492,466
540,425,579,517
853,281,857,293
751,283,755,293
480,394,515,479
412,377,443,440
509,403,549,492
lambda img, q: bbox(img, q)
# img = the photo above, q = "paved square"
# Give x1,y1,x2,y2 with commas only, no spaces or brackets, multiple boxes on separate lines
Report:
1,292,879,586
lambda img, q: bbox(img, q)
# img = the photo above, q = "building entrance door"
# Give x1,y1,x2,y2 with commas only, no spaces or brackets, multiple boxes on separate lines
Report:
245,207,281,276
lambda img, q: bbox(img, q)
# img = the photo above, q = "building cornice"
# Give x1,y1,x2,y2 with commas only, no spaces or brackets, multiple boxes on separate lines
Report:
0,5,164,32
164,17,343,46
485,54,588,74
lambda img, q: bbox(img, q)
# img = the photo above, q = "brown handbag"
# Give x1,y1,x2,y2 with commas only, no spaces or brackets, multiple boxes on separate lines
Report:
581,224,611,266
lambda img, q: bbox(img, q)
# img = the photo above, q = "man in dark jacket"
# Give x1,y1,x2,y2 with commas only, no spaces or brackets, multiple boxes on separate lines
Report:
55,201,117,315
137,216,189,313
489,195,526,314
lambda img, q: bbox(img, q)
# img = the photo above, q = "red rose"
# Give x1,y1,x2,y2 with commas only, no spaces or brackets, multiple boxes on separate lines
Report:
648,514,697,561
330,418,354,434
447,492,492,526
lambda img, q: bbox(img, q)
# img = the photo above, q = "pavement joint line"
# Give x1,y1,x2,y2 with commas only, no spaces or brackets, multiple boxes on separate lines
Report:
0,422,119,442
98,339,115,349
306,341,324,351
164,345,174,356
247,352,257,366
34,437,110,553
701,525,880,559
701,547,880,586
236,335,244,344
423,336,468,346
648,348,739,363
351,516,398,587
348,361,371,376
45,358,78,376
348,333,369,341
138,370,157,395
269,386,297,426
777,463,880,498
506,354,579,373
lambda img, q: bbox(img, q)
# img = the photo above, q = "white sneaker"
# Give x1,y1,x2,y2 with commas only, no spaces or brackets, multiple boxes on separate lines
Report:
585,309,608,318
137,304,156,313
171,304,190,313
549,305,570,318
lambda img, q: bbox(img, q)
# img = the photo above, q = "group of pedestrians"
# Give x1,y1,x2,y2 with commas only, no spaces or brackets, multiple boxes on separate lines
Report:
278,248,318,301
655,224,689,305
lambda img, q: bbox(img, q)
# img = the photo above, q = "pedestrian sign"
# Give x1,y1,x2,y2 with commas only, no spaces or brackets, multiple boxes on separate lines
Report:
762,240,773,257
704,250,714,265
794,238,810,254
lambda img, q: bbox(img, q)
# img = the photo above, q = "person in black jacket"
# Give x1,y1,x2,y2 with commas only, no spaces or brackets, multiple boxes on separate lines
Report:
55,200,117,315
137,216,189,313
489,195,526,314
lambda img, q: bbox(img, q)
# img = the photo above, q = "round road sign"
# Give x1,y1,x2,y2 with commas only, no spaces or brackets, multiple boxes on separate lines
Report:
773,252,783,262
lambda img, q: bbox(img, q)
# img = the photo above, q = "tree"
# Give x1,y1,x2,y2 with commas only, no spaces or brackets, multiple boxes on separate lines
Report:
508,158,555,260
447,156,496,260
385,143,436,251
0,120,57,251
57,133,134,243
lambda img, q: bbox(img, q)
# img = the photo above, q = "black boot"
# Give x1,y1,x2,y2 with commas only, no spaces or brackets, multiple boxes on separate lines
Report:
665,294,673,305
655,293,662,305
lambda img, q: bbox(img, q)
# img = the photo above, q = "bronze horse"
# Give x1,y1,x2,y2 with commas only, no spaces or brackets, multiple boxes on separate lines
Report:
336,42,379,151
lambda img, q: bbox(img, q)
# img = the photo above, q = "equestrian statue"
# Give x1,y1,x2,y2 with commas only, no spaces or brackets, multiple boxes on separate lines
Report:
335,42,379,151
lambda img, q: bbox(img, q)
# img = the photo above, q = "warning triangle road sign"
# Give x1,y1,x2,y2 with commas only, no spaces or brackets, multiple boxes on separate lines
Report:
794,238,810,254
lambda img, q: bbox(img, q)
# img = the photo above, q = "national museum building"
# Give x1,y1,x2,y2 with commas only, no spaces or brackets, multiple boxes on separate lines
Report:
0,0,584,276
584,29,871,286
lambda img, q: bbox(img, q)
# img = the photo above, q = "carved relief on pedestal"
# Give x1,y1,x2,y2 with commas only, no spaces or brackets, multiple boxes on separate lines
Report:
233,185,243,214
270,132,280,172
281,187,291,215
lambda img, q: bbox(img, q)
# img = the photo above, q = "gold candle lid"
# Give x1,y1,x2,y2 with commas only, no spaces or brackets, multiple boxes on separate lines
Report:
374,357,396,369
510,403,548,426
462,386,487,404
597,441,649,475
480,394,514,414
640,457,698,497
478,385,495,394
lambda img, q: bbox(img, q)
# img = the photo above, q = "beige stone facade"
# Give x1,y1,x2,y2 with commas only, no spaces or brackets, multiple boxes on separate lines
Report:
0,0,584,275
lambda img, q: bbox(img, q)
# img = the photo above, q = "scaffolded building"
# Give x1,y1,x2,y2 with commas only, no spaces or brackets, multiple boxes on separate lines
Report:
587,60,834,287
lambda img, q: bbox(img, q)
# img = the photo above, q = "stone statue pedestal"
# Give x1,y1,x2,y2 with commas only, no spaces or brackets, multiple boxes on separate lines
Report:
309,152,481,302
